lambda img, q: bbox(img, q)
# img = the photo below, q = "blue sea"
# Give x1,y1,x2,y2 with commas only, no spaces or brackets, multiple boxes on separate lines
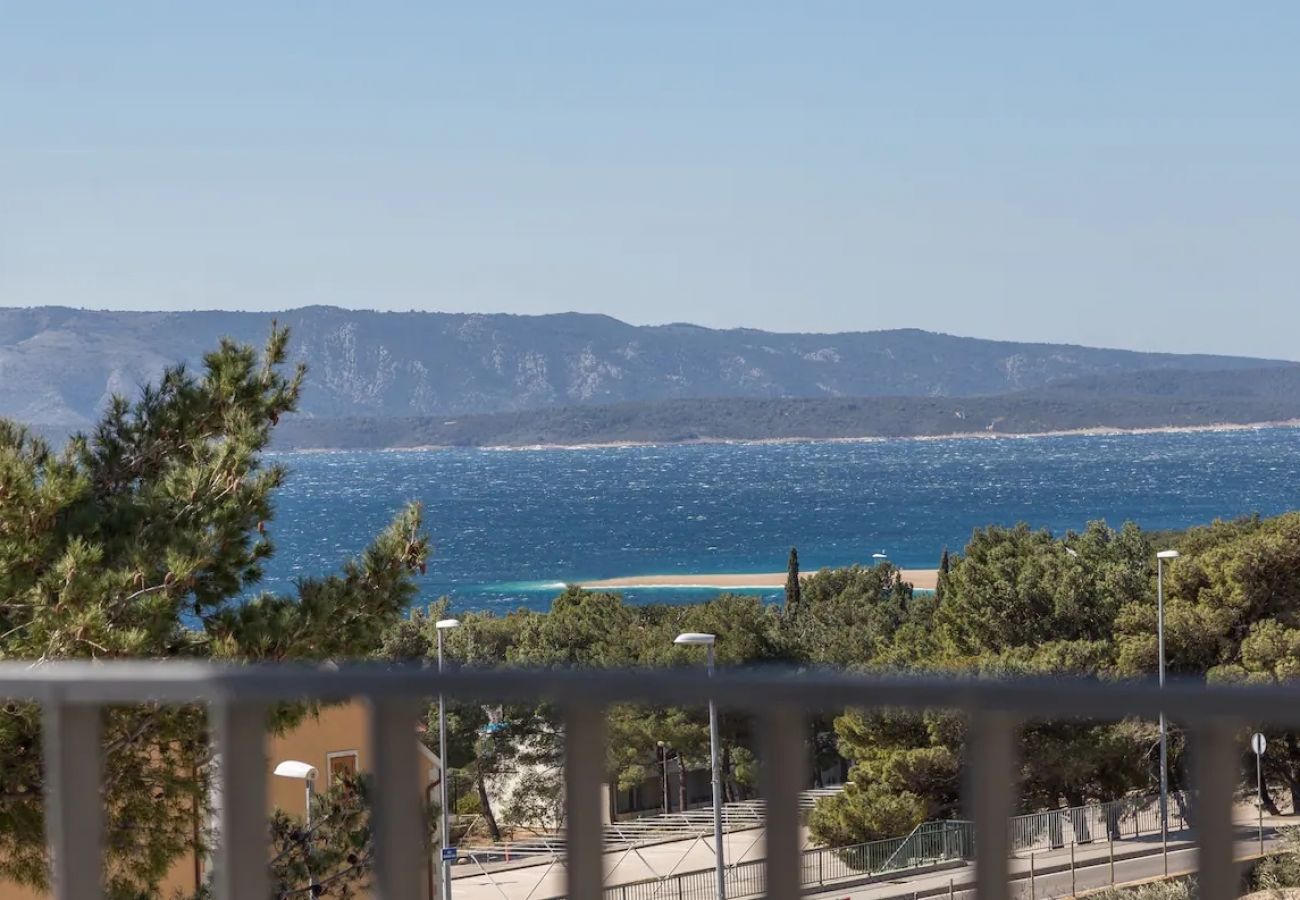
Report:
263,427,1300,613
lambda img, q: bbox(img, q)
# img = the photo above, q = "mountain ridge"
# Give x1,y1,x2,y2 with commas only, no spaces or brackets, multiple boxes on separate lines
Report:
0,305,1293,429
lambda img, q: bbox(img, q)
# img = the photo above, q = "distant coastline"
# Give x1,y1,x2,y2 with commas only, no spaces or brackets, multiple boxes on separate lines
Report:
281,417,1300,454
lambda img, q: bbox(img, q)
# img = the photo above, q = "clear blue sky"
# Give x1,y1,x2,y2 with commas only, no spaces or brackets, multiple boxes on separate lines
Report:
2,3,1297,357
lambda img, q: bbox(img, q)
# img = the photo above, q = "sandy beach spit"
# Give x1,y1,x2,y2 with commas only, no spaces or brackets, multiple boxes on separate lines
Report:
282,418,1300,454
581,568,939,592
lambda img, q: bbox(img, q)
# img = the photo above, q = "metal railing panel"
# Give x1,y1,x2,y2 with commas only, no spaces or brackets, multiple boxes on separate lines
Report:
6,662,1294,900
564,703,607,900
42,699,103,900
969,710,1016,900
211,700,270,900
1195,720,1240,900
758,706,804,900
370,698,428,899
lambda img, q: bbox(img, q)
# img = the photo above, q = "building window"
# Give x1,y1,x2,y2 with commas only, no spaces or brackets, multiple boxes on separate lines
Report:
327,751,359,789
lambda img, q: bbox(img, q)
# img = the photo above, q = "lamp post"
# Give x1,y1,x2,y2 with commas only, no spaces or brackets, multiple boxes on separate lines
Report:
675,632,724,900
437,618,461,900
274,761,319,893
1155,550,1179,873
658,740,671,814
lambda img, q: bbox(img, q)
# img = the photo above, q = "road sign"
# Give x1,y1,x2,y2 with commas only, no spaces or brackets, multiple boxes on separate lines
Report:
1253,733,1267,755
441,848,459,862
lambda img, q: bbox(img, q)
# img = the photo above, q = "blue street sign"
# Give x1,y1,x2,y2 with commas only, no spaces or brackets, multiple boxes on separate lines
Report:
441,848,459,862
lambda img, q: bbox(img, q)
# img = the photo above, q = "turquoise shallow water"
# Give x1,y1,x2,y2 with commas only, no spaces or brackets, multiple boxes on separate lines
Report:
262,427,1300,612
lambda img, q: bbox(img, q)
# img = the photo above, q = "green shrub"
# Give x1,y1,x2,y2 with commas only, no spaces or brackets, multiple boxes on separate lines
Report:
455,789,482,816
1254,828,1300,891
1087,877,1195,900
807,781,926,849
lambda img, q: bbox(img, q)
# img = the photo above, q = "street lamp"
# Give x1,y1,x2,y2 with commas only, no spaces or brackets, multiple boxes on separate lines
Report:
273,760,318,826
437,618,461,900
274,760,319,893
675,632,725,900
1155,549,1179,873
871,552,888,564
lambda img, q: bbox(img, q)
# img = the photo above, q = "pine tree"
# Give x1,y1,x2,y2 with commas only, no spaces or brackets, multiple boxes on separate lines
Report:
0,327,429,897
785,546,801,609
935,546,950,602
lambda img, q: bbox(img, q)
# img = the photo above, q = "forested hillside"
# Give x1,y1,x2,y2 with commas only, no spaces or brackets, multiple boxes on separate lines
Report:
272,366,1300,448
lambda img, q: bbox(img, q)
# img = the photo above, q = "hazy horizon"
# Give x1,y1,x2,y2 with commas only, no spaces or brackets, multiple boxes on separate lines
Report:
4,3,1298,358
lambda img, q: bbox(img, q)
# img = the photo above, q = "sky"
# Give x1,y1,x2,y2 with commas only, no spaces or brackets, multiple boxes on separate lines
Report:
2,3,1298,358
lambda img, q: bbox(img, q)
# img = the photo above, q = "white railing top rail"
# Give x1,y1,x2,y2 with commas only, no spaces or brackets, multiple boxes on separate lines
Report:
4,660,1300,723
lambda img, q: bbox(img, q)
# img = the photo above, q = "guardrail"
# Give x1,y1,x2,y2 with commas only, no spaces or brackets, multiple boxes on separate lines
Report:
1,661,1289,900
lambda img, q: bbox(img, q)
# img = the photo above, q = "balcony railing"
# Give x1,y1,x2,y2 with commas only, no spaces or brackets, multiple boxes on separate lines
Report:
1,661,1290,900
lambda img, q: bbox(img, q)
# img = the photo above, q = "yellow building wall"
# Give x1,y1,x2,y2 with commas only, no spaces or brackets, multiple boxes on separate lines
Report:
0,700,438,899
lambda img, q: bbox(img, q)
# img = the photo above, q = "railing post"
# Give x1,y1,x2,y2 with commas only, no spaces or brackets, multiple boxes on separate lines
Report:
370,698,428,899
968,710,1017,900
759,706,804,900
1194,720,1240,900
211,700,270,900
565,702,607,900
43,698,103,900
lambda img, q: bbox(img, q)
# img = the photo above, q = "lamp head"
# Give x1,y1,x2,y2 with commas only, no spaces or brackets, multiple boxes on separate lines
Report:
436,618,461,630
1156,550,1180,560
673,632,716,646
273,760,318,781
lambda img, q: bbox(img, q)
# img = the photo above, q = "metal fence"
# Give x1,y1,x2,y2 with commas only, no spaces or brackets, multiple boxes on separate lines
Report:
1008,793,1188,856
586,791,1192,900
1,661,1289,900
603,821,974,900
461,788,847,863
